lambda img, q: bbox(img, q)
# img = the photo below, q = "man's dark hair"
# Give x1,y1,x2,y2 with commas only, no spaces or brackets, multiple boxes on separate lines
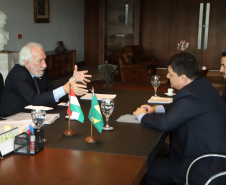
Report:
168,52,200,80
222,52,226,57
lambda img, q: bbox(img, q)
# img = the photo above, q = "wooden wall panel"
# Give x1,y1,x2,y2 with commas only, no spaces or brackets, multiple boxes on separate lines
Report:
84,0,100,65
140,0,201,68
85,0,226,69
140,0,226,70
201,0,226,70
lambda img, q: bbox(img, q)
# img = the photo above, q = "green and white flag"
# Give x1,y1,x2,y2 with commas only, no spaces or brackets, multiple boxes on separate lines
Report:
88,94,104,133
67,89,84,123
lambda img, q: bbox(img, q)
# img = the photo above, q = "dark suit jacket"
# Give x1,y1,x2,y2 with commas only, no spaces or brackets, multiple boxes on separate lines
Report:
0,64,60,117
141,77,226,184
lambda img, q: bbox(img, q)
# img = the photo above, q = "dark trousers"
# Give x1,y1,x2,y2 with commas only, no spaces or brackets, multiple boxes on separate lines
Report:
140,157,177,185
140,142,180,185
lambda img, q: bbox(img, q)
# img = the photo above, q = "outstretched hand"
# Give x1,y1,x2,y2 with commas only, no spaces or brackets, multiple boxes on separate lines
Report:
73,65,92,85
63,77,88,96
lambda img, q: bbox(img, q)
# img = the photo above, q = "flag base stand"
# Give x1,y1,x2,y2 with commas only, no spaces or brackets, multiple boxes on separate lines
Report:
64,129,76,136
85,136,98,143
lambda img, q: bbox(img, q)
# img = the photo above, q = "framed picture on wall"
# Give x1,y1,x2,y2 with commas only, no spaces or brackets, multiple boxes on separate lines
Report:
33,0,50,23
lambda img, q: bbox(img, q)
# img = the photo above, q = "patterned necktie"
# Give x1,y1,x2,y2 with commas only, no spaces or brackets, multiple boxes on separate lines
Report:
33,77,40,94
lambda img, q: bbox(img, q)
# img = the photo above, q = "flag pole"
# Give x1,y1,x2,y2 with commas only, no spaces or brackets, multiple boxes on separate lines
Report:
91,112,93,138
85,86,98,143
64,83,76,136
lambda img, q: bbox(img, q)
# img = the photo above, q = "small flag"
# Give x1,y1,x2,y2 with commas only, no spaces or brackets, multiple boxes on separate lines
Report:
88,94,104,133
67,89,84,123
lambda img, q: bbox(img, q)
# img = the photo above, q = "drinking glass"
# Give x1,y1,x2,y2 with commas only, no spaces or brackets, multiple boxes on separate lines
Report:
151,75,160,96
31,109,46,132
31,109,47,143
101,99,114,130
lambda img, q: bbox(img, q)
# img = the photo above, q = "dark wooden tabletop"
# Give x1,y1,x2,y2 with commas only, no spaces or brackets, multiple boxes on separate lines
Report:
0,88,167,185
43,89,167,158
0,148,147,185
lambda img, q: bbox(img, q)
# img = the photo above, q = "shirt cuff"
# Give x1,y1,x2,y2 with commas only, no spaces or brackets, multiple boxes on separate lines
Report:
53,86,66,102
155,105,165,113
137,113,146,122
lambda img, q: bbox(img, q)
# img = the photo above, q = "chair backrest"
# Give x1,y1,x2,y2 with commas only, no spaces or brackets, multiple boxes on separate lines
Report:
0,73,4,99
186,153,226,185
121,54,134,65
122,45,144,60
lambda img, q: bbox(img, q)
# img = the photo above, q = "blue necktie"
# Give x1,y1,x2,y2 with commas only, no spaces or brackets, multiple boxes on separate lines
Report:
33,77,40,94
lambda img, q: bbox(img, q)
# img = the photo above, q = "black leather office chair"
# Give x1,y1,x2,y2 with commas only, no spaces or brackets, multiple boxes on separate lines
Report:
185,153,226,185
0,73,4,99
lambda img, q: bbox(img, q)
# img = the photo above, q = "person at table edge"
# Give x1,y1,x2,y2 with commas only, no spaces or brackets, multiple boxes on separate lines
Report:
220,51,226,103
0,42,91,117
133,52,226,185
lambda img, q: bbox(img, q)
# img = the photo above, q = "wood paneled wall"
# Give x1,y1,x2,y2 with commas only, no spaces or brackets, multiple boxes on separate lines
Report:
140,0,226,70
84,0,104,66
85,0,226,70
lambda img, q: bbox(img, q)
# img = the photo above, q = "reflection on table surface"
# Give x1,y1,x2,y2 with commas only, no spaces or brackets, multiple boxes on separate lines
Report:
0,148,147,185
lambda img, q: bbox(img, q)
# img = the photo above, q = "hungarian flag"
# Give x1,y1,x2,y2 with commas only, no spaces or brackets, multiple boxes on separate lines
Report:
67,89,84,123
88,94,104,133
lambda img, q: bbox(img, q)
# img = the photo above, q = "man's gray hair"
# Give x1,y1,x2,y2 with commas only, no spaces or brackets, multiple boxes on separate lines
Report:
18,42,44,66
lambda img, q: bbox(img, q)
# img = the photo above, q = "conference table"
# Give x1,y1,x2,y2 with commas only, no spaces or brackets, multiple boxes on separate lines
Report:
0,88,168,185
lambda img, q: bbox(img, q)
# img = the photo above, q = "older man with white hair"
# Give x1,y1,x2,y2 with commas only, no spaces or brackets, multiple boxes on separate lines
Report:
0,42,91,116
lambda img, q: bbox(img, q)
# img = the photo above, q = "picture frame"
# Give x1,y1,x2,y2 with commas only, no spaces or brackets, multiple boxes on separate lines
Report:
33,0,50,23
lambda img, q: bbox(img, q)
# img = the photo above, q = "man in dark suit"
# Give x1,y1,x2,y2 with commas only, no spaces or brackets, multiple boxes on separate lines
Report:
220,51,226,102
134,52,226,185
0,42,91,117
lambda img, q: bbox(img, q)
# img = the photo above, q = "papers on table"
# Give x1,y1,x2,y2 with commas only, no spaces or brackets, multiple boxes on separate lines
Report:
5,112,60,125
0,119,32,133
58,102,69,106
148,96,173,104
25,105,53,111
116,114,140,124
81,93,117,100
44,114,60,124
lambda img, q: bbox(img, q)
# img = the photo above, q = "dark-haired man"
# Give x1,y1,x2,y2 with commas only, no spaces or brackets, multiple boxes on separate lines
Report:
134,52,226,185
220,51,226,102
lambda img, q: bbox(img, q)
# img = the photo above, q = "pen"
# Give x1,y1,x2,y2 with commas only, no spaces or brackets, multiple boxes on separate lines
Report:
29,124,34,135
